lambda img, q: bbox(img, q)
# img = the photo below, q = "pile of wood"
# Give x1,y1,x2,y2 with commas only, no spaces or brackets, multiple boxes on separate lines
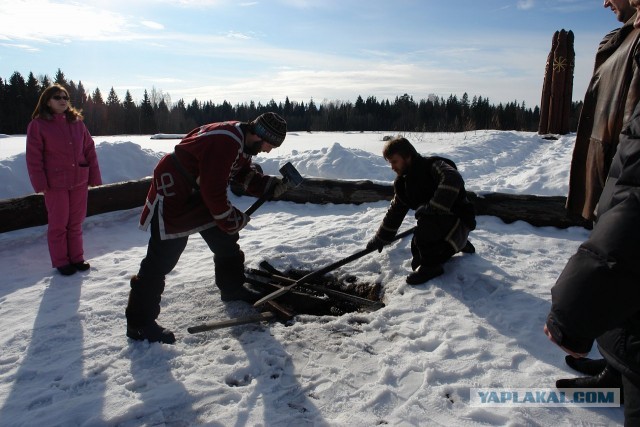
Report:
187,261,385,333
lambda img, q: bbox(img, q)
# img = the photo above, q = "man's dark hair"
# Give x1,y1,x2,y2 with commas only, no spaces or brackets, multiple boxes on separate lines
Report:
382,136,418,160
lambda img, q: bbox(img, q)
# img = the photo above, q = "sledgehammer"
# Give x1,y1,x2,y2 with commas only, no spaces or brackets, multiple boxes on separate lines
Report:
245,162,303,216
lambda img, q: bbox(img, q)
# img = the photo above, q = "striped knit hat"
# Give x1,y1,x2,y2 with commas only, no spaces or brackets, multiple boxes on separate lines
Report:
251,112,287,147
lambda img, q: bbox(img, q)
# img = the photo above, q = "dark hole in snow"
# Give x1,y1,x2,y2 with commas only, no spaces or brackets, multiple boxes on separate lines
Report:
245,261,384,319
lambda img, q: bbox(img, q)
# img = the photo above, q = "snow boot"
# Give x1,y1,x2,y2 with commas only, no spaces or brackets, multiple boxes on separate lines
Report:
127,321,176,344
214,253,264,303
73,261,91,271
565,356,607,376
406,264,444,285
461,240,476,254
126,275,174,343
219,282,265,304
556,364,623,389
57,264,77,276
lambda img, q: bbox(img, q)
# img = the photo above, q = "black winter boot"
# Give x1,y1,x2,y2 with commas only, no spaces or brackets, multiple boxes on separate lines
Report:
220,283,265,303
57,264,77,276
556,364,623,389
406,265,444,285
127,321,176,344
126,275,175,344
214,253,265,303
565,356,607,376
461,240,476,254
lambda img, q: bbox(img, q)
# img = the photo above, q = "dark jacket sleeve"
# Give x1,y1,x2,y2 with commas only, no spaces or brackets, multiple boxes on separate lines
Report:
546,192,640,354
428,159,464,213
375,195,409,243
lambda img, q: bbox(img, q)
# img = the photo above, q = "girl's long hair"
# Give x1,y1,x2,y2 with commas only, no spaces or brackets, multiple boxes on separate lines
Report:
31,83,83,122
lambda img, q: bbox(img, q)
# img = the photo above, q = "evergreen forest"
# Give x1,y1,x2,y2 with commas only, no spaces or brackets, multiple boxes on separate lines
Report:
1,69,583,136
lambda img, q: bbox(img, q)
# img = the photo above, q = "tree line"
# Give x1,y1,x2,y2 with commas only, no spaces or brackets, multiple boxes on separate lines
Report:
0,69,582,135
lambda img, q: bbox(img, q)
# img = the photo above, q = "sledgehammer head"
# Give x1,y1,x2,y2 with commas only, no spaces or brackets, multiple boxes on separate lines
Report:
279,162,303,187
244,162,303,217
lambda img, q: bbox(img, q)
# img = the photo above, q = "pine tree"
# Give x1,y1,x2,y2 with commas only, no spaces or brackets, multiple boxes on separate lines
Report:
123,90,138,134
106,87,123,134
25,72,41,117
54,68,68,88
139,90,156,134
76,81,87,110
155,98,170,133
92,88,104,105
8,72,28,133
85,88,107,135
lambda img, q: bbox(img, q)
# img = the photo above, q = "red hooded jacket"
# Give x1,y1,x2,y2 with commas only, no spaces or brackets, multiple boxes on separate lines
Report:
140,121,274,239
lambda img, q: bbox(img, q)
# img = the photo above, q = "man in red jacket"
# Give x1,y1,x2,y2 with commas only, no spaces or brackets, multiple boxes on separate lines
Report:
126,112,288,344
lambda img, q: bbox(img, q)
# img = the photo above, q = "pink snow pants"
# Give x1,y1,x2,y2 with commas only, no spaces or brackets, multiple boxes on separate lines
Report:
44,187,88,268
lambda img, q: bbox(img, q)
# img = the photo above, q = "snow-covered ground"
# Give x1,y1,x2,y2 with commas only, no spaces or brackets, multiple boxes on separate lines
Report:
0,131,622,426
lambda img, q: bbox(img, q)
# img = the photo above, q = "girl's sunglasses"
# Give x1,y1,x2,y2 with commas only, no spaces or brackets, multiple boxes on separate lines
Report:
52,95,69,101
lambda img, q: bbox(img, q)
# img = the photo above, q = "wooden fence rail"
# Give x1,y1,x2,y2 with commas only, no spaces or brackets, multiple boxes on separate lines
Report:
0,177,591,234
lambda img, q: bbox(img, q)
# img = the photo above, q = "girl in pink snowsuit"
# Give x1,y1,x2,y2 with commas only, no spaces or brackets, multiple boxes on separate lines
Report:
26,84,102,276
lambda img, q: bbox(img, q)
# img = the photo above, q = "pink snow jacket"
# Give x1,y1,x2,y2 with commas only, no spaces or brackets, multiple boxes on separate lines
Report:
26,114,102,193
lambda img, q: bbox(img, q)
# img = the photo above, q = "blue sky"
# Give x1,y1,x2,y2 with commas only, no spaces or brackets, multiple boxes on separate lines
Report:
0,0,624,109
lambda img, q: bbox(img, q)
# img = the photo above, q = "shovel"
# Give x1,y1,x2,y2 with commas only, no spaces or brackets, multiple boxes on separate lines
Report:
245,162,303,216
253,226,417,307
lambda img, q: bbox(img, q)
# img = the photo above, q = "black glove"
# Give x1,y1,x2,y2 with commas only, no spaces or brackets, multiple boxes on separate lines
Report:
414,203,433,219
271,178,289,198
265,177,288,200
366,235,386,253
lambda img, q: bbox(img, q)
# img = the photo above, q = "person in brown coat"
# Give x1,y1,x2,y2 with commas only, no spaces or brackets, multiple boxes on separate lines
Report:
566,0,640,221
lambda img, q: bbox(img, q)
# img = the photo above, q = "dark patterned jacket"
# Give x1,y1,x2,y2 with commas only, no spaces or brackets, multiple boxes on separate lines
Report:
547,101,640,382
375,155,476,251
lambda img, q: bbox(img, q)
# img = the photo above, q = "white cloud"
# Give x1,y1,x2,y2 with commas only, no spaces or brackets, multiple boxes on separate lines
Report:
141,20,165,30
0,42,40,52
517,0,535,10
140,76,186,84
156,0,227,6
0,0,132,42
173,58,543,107
226,31,252,40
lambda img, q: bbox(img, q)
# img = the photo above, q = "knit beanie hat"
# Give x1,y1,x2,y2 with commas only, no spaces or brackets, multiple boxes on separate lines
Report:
251,112,287,147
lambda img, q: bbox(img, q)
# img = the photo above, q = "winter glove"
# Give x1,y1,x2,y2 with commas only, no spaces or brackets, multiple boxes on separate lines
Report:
215,207,250,234
414,203,432,219
269,177,289,199
366,235,386,253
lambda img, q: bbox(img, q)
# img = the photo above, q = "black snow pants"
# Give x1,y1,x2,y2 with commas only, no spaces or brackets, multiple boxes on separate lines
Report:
126,209,245,328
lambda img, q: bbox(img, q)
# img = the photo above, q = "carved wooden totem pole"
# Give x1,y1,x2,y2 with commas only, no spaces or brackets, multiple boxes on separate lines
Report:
538,29,575,135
